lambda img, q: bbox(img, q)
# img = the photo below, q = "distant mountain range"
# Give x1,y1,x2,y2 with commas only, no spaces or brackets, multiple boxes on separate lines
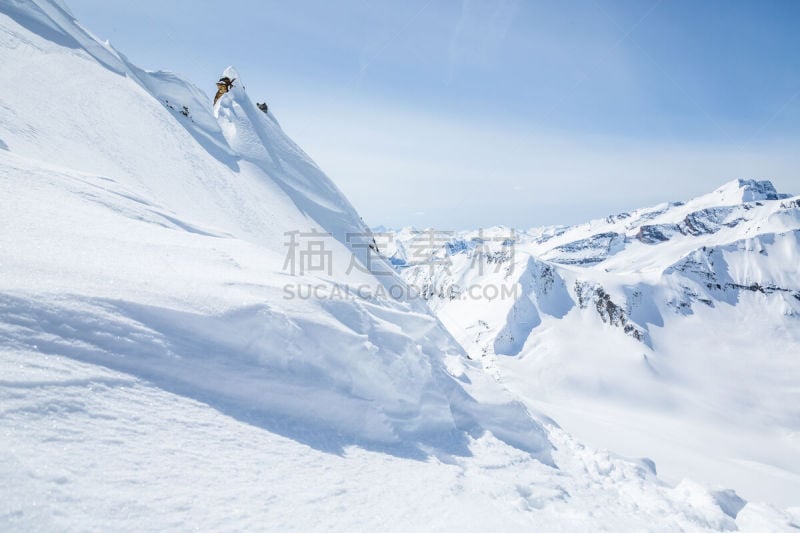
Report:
385,178,800,506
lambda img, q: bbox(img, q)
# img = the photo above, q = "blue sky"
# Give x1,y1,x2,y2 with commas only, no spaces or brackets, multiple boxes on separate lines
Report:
67,0,800,230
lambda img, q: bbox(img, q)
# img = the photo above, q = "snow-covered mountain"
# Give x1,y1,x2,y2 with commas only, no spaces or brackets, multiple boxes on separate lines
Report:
387,178,800,508
1,0,798,530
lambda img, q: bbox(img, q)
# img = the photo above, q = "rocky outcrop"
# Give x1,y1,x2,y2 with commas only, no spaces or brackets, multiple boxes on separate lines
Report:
575,281,647,343
544,232,626,265
636,207,743,244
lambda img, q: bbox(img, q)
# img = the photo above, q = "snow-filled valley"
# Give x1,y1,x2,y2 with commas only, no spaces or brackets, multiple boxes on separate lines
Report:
1,0,799,530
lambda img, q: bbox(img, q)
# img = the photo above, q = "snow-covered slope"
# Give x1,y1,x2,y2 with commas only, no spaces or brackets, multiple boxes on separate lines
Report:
1,0,798,529
0,0,565,457
388,178,800,507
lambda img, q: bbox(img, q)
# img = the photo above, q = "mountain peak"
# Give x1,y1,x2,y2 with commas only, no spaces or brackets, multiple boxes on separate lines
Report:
711,178,789,204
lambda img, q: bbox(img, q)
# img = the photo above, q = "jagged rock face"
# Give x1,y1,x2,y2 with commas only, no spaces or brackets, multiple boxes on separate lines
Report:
543,232,626,265
574,282,646,343
724,179,789,202
636,207,744,244
782,198,800,210
637,224,677,244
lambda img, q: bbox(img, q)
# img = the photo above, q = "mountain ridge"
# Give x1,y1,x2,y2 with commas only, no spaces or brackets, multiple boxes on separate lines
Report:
386,178,800,506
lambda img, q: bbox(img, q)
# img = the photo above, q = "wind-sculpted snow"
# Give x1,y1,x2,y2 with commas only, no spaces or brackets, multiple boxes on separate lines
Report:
9,349,796,532
0,0,567,463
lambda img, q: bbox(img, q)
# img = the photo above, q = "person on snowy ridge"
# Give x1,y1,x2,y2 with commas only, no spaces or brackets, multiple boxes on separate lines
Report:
214,76,235,105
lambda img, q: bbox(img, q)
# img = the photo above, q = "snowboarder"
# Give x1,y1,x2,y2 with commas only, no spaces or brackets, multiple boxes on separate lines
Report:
214,76,235,105
257,102,268,114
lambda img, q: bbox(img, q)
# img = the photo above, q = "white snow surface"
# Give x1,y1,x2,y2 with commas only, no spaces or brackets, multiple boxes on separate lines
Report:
1,0,798,530
388,179,800,511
